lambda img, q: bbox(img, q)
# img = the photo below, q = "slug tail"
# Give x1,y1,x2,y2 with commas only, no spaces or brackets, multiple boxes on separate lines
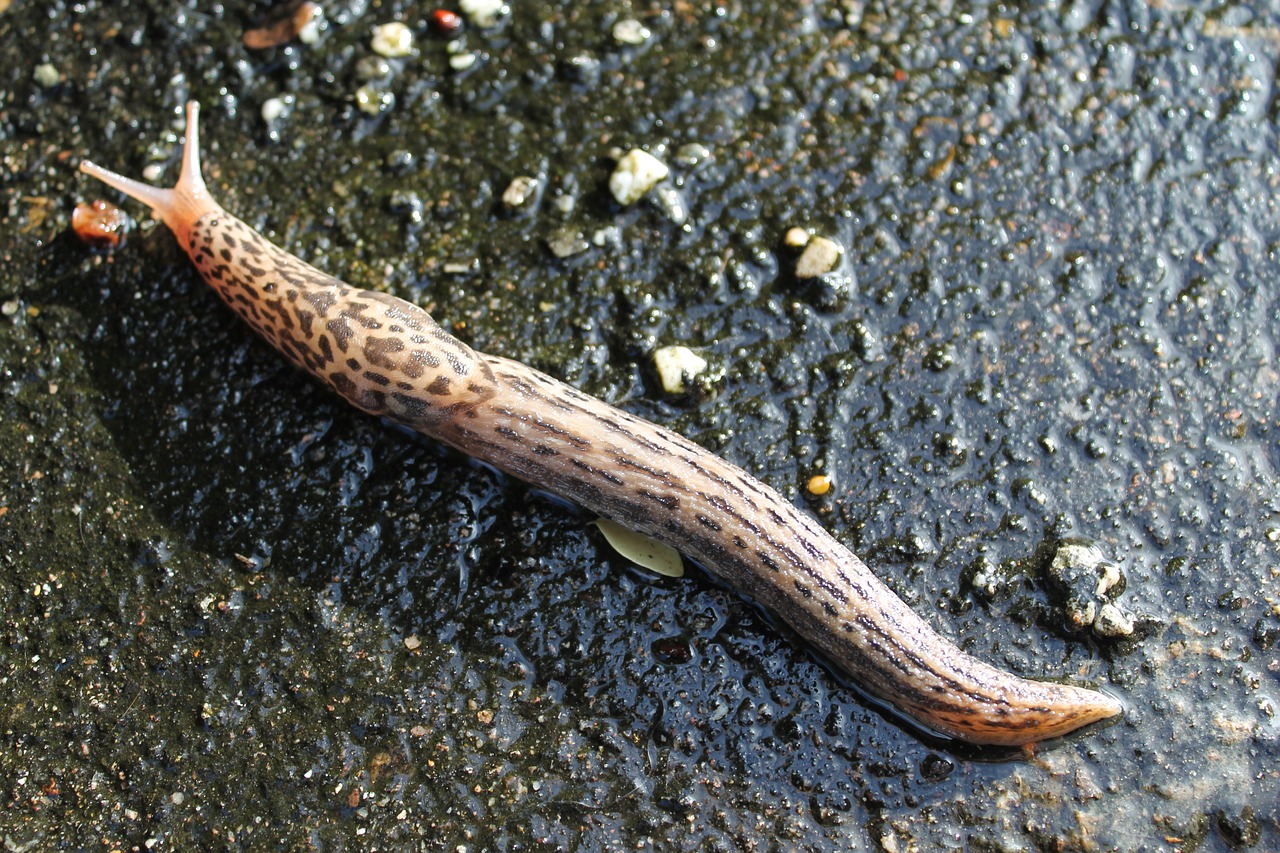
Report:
80,101,220,245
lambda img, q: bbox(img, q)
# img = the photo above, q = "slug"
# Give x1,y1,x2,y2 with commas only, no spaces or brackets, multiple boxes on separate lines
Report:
79,102,1123,746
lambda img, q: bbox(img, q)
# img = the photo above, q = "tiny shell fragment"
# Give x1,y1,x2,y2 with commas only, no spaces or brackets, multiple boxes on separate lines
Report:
653,345,707,394
72,200,129,249
243,1,319,50
795,235,842,278
609,149,669,205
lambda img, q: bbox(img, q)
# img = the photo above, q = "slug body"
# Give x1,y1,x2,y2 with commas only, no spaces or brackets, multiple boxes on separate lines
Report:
81,103,1123,745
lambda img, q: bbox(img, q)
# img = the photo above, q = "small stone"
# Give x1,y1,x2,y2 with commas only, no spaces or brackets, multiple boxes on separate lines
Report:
355,85,394,115
261,97,287,123
460,0,506,28
449,52,478,71
384,149,414,174
807,475,833,496
33,63,59,89
1095,560,1122,597
72,200,129,249
609,149,669,205
355,55,393,82
651,184,687,225
795,235,842,277
404,635,421,650
298,6,322,44
371,22,414,57
590,226,621,248
547,227,589,258
674,143,712,166
552,194,576,215
612,19,651,45
653,346,707,394
784,226,811,248
1,300,18,317
243,1,321,49
388,190,423,223
1093,603,1135,637
1067,599,1097,631
502,176,539,209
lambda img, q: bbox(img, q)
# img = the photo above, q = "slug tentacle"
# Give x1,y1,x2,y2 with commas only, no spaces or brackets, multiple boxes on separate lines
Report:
80,101,1124,746
80,102,217,249
80,103,499,428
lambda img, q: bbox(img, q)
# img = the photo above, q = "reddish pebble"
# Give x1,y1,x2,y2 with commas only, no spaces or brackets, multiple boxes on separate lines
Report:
72,199,129,249
243,0,318,50
430,9,462,35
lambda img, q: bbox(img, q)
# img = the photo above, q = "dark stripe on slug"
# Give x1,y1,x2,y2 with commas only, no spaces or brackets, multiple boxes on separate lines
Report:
501,374,576,413
569,458,624,486
636,490,680,510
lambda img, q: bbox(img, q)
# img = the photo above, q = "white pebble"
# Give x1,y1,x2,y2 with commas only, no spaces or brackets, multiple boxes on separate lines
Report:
449,52,478,71
34,63,60,89
502,176,539,209
371,22,414,57
795,235,842,278
460,0,507,28
653,346,707,394
609,149,669,205
261,97,286,124
784,227,811,248
1093,603,1135,637
612,19,651,45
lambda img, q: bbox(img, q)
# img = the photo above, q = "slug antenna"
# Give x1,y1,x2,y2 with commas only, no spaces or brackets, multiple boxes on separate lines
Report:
79,101,220,245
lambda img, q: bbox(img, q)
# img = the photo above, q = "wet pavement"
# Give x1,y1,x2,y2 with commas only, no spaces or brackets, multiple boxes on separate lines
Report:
1,1,1277,849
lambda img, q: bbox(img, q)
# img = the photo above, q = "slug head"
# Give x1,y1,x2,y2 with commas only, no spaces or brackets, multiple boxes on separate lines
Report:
79,101,221,248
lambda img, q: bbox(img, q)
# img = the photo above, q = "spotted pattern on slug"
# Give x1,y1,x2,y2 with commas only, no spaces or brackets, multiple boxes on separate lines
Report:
78,100,1123,746
184,213,498,428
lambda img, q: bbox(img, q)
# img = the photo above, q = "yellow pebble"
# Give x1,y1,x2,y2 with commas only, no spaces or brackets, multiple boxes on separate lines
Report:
807,474,832,496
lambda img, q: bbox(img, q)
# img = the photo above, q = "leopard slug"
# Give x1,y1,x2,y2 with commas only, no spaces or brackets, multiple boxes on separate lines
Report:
79,102,1123,745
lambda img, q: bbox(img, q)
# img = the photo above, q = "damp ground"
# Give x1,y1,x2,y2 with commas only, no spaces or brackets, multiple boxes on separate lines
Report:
1,1,1277,850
